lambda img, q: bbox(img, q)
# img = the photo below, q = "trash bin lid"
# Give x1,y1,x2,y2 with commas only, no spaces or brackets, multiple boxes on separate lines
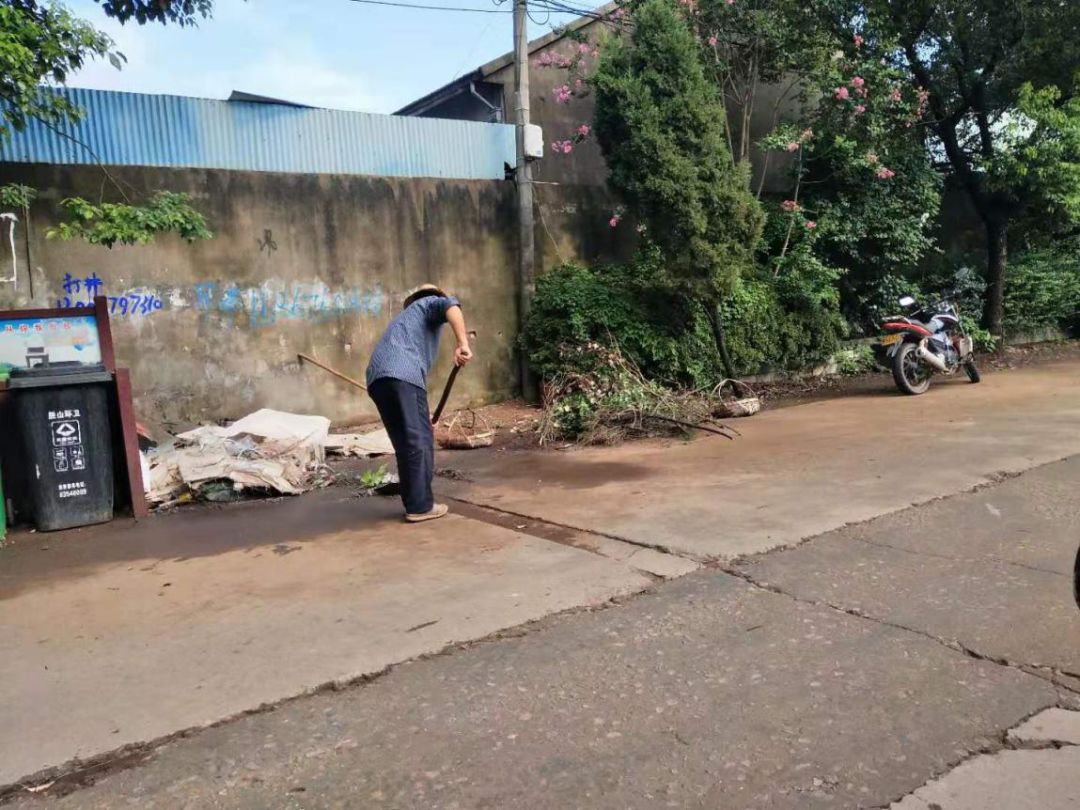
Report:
7,362,112,389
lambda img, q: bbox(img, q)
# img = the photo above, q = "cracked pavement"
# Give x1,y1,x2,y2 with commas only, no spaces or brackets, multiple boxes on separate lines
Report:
5,362,1080,808
9,454,1080,807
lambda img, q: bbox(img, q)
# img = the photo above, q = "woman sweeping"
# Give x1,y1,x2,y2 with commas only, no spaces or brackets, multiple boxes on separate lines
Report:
366,284,473,523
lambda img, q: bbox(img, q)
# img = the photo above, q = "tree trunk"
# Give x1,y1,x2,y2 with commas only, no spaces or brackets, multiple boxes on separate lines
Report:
982,219,1008,341
706,304,737,379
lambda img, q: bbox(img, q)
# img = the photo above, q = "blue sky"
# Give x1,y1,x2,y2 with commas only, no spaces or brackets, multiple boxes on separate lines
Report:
65,0,583,113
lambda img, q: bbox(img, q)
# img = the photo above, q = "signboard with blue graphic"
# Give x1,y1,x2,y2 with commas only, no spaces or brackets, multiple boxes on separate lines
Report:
0,316,102,370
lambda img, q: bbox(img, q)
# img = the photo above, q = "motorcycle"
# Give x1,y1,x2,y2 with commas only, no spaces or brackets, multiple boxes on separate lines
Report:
877,293,981,395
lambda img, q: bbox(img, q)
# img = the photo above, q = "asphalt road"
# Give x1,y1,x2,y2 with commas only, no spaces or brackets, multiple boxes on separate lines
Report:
10,455,1080,809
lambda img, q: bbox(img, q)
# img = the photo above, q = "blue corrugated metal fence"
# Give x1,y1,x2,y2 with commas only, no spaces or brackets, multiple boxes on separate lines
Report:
0,88,516,180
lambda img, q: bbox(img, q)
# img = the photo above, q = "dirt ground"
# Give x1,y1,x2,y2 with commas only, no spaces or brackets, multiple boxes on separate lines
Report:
353,338,1080,459
112,338,1080,522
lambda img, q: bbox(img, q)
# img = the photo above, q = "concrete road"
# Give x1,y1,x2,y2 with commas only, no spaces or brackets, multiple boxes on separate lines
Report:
0,495,654,787
443,361,1080,559
4,360,1080,804
8,409,1080,806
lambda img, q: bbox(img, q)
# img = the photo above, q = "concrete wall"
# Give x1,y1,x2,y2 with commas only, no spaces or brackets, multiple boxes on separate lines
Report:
0,163,522,429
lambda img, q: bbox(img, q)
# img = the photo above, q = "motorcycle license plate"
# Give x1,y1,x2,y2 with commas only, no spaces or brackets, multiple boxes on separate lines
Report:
880,334,902,346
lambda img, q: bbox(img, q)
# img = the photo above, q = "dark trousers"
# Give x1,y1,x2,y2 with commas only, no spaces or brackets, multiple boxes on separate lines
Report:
369,377,434,515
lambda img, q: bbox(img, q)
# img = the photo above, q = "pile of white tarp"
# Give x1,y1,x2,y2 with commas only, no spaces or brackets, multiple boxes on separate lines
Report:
323,428,394,457
145,410,397,505
146,409,332,504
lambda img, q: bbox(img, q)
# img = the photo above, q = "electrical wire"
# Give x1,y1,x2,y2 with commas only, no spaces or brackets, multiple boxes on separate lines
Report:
345,0,621,22
346,0,512,13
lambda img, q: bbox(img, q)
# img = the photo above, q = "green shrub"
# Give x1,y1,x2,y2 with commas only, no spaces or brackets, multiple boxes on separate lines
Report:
723,254,847,375
835,344,877,376
522,256,722,389
1003,243,1080,337
524,252,847,386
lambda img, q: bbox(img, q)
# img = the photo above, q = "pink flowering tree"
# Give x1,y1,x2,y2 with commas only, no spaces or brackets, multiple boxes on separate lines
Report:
758,32,941,320
693,0,835,174
532,23,611,158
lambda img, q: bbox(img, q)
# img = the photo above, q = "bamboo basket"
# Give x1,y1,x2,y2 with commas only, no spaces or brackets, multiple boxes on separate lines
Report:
436,409,494,449
711,379,761,418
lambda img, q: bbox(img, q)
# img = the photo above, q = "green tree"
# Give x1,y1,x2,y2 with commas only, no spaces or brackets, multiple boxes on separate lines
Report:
864,0,1080,337
592,0,764,375
756,31,941,331
0,2,112,138
0,0,213,253
696,0,834,174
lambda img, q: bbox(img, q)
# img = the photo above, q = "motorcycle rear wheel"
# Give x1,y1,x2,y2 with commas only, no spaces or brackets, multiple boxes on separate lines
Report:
964,360,981,383
892,342,932,395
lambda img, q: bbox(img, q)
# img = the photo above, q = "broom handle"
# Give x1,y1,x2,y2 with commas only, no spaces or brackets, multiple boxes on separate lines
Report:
298,353,367,391
431,330,477,425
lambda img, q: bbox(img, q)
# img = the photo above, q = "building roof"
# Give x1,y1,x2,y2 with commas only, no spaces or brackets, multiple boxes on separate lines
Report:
0,87,516,180
227,90,312,107
395,1,618,116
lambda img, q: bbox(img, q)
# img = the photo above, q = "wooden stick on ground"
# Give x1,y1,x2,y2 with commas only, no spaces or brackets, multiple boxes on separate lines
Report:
643,413,737,439
297,353,367,392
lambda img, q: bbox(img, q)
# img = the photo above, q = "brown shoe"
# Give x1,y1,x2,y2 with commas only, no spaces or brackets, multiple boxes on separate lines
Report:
405,503,449,523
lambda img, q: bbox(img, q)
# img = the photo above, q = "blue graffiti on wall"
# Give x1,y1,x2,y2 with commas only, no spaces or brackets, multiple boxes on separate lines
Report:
193,281,384,328
55,273,165,318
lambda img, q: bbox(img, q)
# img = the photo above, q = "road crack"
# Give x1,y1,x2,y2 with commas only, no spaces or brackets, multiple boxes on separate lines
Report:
720,564,1080,695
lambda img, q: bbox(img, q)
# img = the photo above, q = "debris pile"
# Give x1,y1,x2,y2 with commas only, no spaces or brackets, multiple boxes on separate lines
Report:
144,410,394,506
539,343,739,445
146,409,332,505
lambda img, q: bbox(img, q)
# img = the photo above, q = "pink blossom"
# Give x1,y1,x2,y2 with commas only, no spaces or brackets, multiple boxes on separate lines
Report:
591,48,599,58
708,35,718,46
851,76,865,88
805,220,818,230
612,7,625,19
577,123,590,136
785,141,800,152
575,79,582,89
579,42,590,54
853,34,864,47
916,87,930,116
553,85,572,104
856,86,868,98
781,199,800,213
609,216,620,228
563,142,573,154
889,87,903,104
876,167,896,180
727,0,735,5
835,86,850,101
854,104,866,115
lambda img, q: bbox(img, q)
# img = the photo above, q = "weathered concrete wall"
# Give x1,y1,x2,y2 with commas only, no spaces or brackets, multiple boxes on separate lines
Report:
0,164,521,428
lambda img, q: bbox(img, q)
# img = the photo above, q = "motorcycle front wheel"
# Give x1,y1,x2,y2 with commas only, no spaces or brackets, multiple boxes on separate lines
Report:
964,360,981,383
892,342,932,395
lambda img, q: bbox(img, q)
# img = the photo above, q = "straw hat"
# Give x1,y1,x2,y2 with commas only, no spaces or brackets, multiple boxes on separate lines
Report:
403,283,448,309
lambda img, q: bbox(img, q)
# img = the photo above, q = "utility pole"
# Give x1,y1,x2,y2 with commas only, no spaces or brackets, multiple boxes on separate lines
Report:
513,0,538,401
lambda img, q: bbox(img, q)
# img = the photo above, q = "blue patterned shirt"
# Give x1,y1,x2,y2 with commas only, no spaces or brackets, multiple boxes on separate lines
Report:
366,295,461,390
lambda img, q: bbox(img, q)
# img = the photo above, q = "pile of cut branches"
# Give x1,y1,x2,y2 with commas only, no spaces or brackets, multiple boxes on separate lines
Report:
538,342,738,445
